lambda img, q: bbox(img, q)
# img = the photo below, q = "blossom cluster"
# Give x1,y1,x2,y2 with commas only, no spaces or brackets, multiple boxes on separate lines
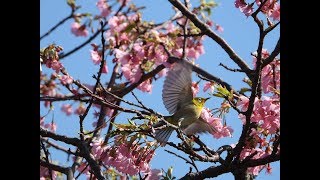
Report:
40,165,57,180
40,116,57,132
76,137,157,178
86,13,207,93
201,107,234,138
234,0,280,20
253,49,280,94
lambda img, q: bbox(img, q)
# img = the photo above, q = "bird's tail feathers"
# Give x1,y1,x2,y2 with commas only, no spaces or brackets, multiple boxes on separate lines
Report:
154,127,174,147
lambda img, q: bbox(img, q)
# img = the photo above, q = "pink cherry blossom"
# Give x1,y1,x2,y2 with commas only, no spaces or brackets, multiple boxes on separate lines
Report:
235,0,254,17
138,79,152,93
239,148,267,175
75,104,86,115
128,13,139,22
237,96,280,133
108,15,128,33
71,22,88,37
165,22,177,33
270,3,280,21
45,59,63,73
96,0,111,17
203,82,215,93
90,138,108,159
59,75,73,85
50,122,57,132
235,0,246,9
40,166,57,179
121,63,142,83
102,64,108,73
215,24,224,33
191,82,199,97
200,108,233,138
100,139,155,176
61,104,73,116
145,169,162,180
206,20,214,27
236,95,249,111
172,48,183,57
90,50,102,65
242,4,254,17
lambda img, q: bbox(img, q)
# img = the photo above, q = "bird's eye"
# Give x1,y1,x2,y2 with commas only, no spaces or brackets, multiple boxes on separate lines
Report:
198,99,202,102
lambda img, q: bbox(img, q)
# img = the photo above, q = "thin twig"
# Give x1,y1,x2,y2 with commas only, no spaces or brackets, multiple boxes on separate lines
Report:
165,149,199,172
40,12,74,40
40,159,69,175
42,137,78,156
40,138,54,180
75,163,90,179
219,63,247,73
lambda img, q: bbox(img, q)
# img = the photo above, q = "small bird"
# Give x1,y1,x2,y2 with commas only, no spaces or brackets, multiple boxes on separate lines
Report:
154,60,217,146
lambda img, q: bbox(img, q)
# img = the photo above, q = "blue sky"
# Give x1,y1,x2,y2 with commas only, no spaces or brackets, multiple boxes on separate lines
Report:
40,0,279,179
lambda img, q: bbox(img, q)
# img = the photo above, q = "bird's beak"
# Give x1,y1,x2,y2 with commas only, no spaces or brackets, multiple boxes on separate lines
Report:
204,97,210,101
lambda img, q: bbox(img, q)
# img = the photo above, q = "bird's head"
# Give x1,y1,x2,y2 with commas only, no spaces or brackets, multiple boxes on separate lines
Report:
192,97,210,108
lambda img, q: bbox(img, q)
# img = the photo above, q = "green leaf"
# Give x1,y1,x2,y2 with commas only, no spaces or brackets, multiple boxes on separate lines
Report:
122,23,136,33
128,119,136,126
239,87,251,94
212,92,225,98
203,7,211,16
67,0,76,9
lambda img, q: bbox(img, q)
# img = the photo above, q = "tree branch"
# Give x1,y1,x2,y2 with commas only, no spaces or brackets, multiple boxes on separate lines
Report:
180,153,280,179
180,164,229,180
167,0,253,79
40,159,69,174
40,128,81,146
241,154,280,167
40,12,74,40
262,38,280,68
165,149,199,172
40,139,54,180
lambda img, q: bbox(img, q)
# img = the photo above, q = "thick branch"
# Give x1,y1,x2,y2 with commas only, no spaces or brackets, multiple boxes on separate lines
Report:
40,95,89,102
40,160,69,174
40,128,81,147
180,165,229,180
40,128,105,179
181,154,280,179
262,38,280,68
242,154,280,167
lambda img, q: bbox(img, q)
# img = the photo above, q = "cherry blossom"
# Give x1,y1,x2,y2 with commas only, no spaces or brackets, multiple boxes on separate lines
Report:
71,22,88,37
201,108,233,139
96,0,111,17
203,82,215,93
59,75,73,85
61,104,73,116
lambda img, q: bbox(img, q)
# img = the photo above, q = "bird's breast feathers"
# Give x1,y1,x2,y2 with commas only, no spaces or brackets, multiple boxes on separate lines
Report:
172,104,203,128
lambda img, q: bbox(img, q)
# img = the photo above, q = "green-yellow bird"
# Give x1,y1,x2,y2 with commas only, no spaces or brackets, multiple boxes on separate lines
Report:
154,60,217,146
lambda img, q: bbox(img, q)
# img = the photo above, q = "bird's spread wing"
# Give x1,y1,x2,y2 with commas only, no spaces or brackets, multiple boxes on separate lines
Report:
162,60,193,114
183,117,217,135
